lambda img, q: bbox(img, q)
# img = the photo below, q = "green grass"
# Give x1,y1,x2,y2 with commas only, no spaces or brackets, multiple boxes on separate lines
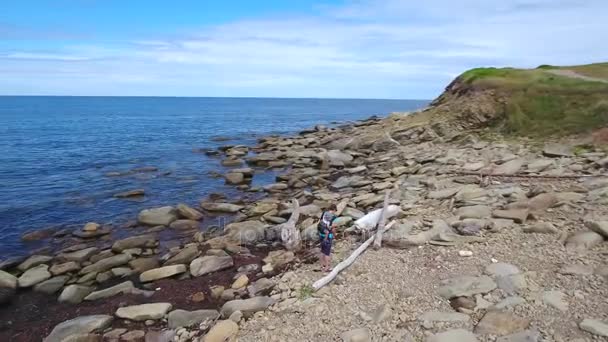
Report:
298,285,314,300
457,63,608,136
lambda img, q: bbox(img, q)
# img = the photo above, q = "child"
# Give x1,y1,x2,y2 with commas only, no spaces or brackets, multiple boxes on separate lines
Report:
318,204,337,272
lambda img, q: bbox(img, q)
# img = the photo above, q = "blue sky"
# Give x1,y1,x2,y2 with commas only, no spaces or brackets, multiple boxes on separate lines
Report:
1,0,606,98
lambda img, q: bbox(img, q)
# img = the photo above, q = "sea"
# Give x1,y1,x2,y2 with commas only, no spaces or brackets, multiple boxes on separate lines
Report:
0,96,428,256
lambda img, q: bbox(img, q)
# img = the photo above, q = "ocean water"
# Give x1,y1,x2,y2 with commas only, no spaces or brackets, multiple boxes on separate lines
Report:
0,96,428,256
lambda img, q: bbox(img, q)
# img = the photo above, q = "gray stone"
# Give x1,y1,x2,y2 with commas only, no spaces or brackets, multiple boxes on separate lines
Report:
225,220,267,244
579,319,608,337
137,206,177,226
428,187,461,200
341,328,371,342
33,275,69,294
496,274,527,295
220,296,276,318
144,330,176,342
140,264,186,282
584,218,608,239
475,311,530,336
59,285,94,304
169,219,200,230
84,281,135,301
200,202,243,213
58,247,99,263
543,144,573,157
44,315,113,342
527,159,554,172
190,256,234,277
225,172,246,185
18,264,52,287
493,209,528,224
204,320,239,342
167,309,219,328
263,183,288,192
565,231,604,251
176,203,203,220
247,277,275,297
485,263,521,278
17,255,53,271
492,296,525,310
0,269,18,289
426,329,478,342
115,303,172,321
128,257,159,273
50,261,81,276
165,245,199,265
496,329,541,342
438,276,497,299
80,254,132,275
112,235,156,252
542,291,568,311
493,159,524,175
121,330,145,341
456,205,492,219
528,193,558,211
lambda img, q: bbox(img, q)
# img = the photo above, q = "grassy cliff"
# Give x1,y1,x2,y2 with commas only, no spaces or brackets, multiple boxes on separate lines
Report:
425,62,608,137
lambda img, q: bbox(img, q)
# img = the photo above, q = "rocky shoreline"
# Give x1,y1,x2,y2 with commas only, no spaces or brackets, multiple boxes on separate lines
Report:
1,111,608,341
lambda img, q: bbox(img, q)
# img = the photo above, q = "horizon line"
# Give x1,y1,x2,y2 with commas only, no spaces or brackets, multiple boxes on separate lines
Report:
0,94,431,101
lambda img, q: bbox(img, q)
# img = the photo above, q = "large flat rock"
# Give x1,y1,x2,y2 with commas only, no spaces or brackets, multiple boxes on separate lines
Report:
140,264,187,282
115,302,172,321
220,296,275,318
437,275,496,299
190,256,234,277
44,315,113,342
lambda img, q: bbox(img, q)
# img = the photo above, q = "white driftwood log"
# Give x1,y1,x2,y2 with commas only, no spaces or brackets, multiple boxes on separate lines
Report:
354,205,400,231
281,199,301,251
312,220,396,291
373,191,391,249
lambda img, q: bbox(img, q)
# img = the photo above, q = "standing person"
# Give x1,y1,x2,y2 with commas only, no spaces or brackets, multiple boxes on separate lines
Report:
318,204,337,272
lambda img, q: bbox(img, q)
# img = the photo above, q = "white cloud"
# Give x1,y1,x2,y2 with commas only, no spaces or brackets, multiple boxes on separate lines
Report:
1,0,607,97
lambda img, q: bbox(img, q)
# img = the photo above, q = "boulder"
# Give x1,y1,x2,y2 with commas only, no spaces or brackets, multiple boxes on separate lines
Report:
248,202,278,216
200,202,243,213
58,247,99,263
140,264,187,282
137,206,177,226
167,309,219,329
169,219,200,230
112,235,156,252
176,203,204,221
190,256,234,277
115,303,172,321
80,254,132,275
203,320,238,342
0,270,18,289
341,328,371,342
427,329,478,342
220,296,276,318
18,264,52,288
437,276,496,299
247,278,275,297
17,255,53,271
33,275,69,294
44,316,113,342
84,281,135,301
225,220,267,244
263,250,295,269
579,319,608,337
129,257,160,273
565,231,604,251
50,261,81,275
59,285,94,304
165,245,199,265
83,222,100,232
475,311,530,336
225,172,246,185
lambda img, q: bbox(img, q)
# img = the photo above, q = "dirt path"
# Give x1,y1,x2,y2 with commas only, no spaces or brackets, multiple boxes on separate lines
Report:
545,69,608,83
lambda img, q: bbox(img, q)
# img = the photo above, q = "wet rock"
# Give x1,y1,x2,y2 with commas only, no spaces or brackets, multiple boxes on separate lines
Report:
114,189,145,198
112,235,156,252
58,247,99,263
18,264,52,287
72,226,111,238
21,227,57,241
83,222,100,232
176,203,204,221
579,319,608,337
169,219,200,230
84,281,135,301
475,311,530,336
565,231,604,251
137,206,177,226
140,264,187,282
129,257,159,273
17,255,53,271
80,254,132,275
0,270,18,289
165,245,199,265
200,202,243,213
190,256,234,277
59,285,94,304
33,275,69,294
225,172,246,185
220,296,276,318
0,287,15,305
44,315,113,342
204,320,238,342
167,309,219,329
0,256,26,270
437,275,497,299
426,329,478,342
115,303,172,321
49,261,80,276
341,328,371,342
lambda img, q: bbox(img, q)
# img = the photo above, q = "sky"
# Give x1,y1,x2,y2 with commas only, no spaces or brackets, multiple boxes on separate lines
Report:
0,0,606,99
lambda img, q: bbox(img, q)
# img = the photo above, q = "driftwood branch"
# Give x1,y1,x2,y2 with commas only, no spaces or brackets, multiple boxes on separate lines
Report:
312,220,396,291
281,199,301,251
373,191,391,250
451,171,605,179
